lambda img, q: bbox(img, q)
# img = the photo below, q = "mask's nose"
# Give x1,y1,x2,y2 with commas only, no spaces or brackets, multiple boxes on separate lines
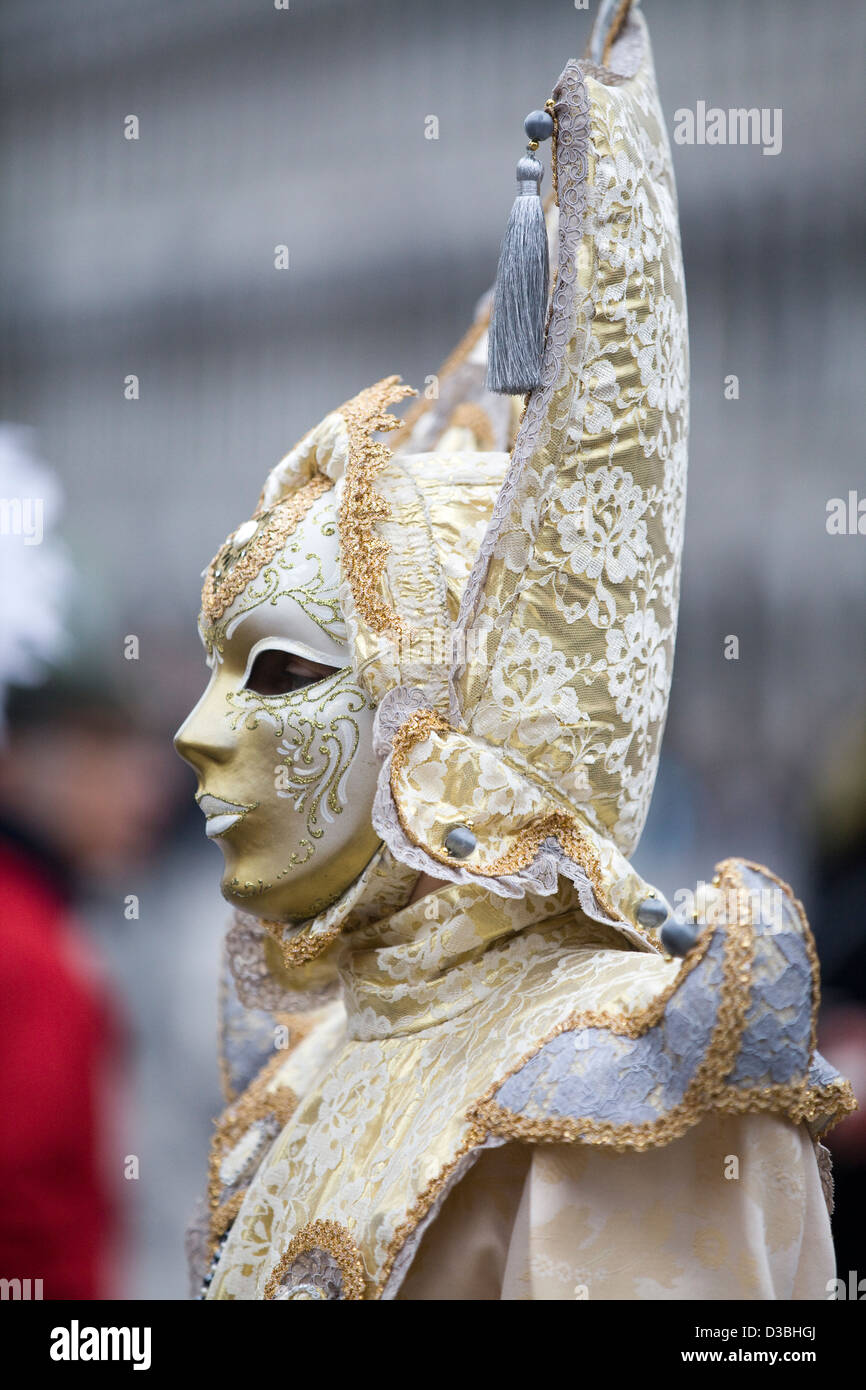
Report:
173,699,233,773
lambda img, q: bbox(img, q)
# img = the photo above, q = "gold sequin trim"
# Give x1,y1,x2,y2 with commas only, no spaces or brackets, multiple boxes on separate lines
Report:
208,1041,299,1253
337,376,417,637
375,1128,486,1298
202,473,333,623
376,860,857,1293
388,707,622,924
264,1220,366,1301
470,860,857,1148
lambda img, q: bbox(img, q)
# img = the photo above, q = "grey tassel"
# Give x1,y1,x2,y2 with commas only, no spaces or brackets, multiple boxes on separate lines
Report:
487,151,549,395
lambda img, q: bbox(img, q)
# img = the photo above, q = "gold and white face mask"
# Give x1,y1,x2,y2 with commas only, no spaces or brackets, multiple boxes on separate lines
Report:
175,395,510,937
175,479,382,923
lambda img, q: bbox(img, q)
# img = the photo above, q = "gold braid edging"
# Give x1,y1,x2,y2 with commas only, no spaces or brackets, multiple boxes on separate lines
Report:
374,914,727,1292
375,1128,487,1299
261,913,344,969
337,376,417,638
716,859,857,1139
388,707,623,925
208,1045,299,1254
717,857,821,1064
376,860,855,1295
201,473,333,623
469,863,754,1151
264,1220,366,1301
470,860,856,1149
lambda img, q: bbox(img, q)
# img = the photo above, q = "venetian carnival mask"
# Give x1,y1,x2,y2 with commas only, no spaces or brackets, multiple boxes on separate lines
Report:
175,395,511,930
175,479,383,922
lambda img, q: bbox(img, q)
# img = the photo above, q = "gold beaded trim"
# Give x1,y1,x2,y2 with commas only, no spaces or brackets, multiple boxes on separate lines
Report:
337,376,417,638
470,859,856,1148
260,914,344,969
202,473,333,623
375,1127,486,1298
208,1043,299,1253
388,707,622,925
374,859,855,1294
264,1220,367,1301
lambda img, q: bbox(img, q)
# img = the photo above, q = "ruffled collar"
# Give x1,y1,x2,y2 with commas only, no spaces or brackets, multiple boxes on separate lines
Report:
340,876,635,1040
225,844,419,1013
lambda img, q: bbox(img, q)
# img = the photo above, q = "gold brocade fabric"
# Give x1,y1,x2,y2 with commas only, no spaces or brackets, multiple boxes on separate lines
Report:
206,880,680,1299
395,1115,836,1300
341,875,657,1041
448,19,689,864
208,999,347,1253
193,15,688,941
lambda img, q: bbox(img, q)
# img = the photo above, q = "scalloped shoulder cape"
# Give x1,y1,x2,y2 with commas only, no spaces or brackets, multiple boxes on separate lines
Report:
201,860,853,1300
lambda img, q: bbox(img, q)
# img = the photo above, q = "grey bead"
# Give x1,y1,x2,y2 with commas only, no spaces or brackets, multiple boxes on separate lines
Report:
635,896,670,930
660,919,701,958
524,109,554,142
444,825,476,859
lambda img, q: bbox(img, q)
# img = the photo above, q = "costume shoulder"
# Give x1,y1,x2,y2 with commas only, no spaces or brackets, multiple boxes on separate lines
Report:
471,859,856,1149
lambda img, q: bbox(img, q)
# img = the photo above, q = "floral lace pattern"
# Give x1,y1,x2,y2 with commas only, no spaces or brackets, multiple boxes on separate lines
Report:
203,862,852,1300
269,1249,343,1301
364,19,689,932
492,1114,834,1299
205,879,677,1299
188,7,852,1306
479,860,855,1150
372,688,663,951
452,15,688,863
205,997,347,1269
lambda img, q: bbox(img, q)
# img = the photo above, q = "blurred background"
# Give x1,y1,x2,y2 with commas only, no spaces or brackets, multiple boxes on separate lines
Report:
0,0,863,1297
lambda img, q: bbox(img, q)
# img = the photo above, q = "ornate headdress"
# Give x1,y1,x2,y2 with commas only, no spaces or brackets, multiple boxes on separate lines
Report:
216,0,687,977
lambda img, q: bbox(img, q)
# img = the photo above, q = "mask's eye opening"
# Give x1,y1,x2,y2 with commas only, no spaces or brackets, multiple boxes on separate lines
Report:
245,649,339,696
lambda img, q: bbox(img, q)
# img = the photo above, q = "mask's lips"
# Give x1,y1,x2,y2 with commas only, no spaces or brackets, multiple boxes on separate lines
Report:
197,792,255,838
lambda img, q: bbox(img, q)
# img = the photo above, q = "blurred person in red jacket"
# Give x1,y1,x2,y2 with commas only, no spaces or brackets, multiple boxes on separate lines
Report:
0,681,174,1299
0,427,175,1298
